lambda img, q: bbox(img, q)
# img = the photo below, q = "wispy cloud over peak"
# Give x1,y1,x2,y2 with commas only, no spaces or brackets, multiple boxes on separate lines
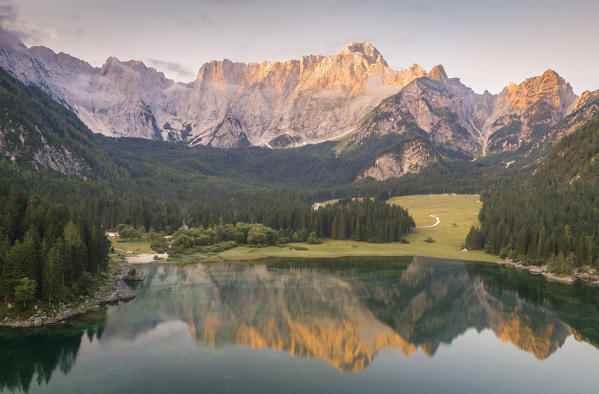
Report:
0,1,57,44
147,58,195,81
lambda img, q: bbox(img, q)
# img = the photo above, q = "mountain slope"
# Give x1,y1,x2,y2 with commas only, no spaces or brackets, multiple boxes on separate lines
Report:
482,70,577,153
2,28,598,167
536,89,599,150
0,66,121,179
0,32,427,147
0,63,443,190
350,66,494,159
469,115,599,270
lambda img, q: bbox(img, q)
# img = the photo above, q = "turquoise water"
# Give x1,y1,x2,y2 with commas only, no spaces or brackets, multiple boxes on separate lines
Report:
2,256,599,393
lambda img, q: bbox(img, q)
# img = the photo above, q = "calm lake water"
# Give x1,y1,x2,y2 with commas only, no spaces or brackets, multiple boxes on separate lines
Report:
2,256,599,393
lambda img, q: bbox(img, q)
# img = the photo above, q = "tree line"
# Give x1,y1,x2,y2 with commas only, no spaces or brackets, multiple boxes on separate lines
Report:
189,198,415,243
117,199,416,258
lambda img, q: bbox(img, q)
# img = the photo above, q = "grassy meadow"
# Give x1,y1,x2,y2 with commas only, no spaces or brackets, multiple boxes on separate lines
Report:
109,237,156,255
111,194,499,263
220,194,499,263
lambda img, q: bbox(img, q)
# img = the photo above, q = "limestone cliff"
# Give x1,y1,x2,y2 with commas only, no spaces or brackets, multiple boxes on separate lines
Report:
482,70,578,153
0,31,426,147
2,27,596,170
351,66,494,158
357,140,439,181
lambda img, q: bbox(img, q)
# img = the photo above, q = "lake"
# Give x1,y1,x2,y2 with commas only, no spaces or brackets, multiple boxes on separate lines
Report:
1,256,599,393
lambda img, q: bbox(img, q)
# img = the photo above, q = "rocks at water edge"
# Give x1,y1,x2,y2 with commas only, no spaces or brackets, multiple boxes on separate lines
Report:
102,292,136,305
123,272,146,281
119,294,136,302
1,259,144,329
103,293,121,304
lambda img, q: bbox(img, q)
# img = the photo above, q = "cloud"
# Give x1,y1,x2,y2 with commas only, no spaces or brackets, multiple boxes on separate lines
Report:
0,3,17,26
0,1,57,44
147,58,195,81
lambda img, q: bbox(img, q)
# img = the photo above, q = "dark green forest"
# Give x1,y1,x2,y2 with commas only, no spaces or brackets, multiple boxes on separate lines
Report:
151,199,415,257
466,117,599,272
0,185,111,305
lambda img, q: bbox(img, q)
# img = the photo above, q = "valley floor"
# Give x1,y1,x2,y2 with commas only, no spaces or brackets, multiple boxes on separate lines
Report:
215,238,499,263
112,193,499,264
218,194,499,263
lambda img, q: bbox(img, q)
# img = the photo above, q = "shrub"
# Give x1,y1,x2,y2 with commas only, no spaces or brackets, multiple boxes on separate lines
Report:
247,224,278,246
306,232,322,244
290,245,309,251
150,237,168,253
118,225,141,240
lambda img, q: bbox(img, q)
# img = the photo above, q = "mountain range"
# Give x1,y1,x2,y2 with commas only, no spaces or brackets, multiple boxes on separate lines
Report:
1,28,599,181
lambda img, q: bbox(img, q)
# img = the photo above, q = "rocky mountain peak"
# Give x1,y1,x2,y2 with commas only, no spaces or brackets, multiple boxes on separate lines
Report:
1,31,592,159
29,46,95,73
101,57,152,74
408,64,426,75
100,56,122,75
502,69,577,115
122,59,149,71
337,42,387,66
541,68,559,79
568,89,599,114
99,57,166,82
0,27,25,48
28,45,56,60
427,65,448,82
481,69,579,154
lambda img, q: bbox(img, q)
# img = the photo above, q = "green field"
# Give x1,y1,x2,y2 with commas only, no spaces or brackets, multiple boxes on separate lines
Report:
109,238,155,255
111,194,499,263
219,194,499,263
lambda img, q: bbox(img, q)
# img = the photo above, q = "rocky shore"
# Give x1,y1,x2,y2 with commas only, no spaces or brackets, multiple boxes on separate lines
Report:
0,255,143,329
500,258,599,285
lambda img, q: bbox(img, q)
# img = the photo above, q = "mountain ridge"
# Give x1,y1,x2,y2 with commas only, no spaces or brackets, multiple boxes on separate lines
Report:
2,28,599,180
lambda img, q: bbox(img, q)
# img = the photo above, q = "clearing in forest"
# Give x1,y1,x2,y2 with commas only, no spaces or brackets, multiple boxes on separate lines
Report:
220,194,499,263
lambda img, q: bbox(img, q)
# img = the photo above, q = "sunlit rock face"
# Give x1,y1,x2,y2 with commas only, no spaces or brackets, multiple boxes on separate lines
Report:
100,259,592,373
183,43,427,148
535,89,599,149
2,28,597,161
482,70,578,153
350,65,495,159
0,32,426,148
348,66,596,159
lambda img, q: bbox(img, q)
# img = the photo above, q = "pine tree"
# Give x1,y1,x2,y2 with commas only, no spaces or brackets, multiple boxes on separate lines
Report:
23,227,42,286
1,241,28,300
63,221,87,288
42,241,64,302
14,277,37,308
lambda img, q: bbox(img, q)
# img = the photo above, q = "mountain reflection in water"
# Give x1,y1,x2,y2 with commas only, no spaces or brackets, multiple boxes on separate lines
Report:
2,256,599,392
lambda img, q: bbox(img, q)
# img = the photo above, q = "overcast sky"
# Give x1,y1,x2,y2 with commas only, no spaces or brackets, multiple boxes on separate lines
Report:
1,0,597,94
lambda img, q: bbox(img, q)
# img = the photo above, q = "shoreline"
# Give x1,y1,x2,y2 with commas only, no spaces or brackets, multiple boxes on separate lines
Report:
0,254,142,329
498,258,599,285
138,245,599,287
3,249,598,329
